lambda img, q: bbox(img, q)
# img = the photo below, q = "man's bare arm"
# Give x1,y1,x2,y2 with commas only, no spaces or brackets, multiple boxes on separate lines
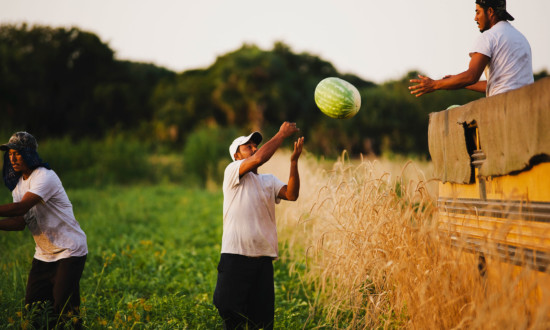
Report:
409,53,490,97
0,192,42,218
239,122,299,176
278,137,304,201
0,216,26,231
465,80,487,93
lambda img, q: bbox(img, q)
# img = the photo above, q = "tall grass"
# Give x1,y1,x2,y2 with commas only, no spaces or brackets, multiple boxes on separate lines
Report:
271,151,550,329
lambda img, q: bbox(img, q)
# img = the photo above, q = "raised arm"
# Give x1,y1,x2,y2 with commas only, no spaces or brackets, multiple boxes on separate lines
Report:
409,52,490,97
278,136,304,201
239,122,299,176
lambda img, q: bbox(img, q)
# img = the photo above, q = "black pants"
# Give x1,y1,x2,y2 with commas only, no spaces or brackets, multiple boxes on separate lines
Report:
213,253,274,330
25,255,87,327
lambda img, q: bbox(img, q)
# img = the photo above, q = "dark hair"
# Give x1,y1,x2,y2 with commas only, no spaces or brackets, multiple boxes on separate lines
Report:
2,149,50,191
475,0,514,21
478,4,509,21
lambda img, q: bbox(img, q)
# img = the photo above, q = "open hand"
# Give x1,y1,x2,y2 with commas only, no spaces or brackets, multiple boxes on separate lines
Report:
409,74,436,97
279,122,299,138
291,137,304,162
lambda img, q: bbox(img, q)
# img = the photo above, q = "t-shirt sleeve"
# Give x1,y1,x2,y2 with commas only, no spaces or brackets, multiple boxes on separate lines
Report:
271,175,286,204
28,169,60,203
223,160,244,190
470,32,492,58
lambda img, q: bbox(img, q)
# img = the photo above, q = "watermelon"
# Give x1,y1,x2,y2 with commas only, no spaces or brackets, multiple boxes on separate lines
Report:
314,77,361,119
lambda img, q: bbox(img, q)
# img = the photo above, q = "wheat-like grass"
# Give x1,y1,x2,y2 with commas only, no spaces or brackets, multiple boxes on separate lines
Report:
269,151,550,329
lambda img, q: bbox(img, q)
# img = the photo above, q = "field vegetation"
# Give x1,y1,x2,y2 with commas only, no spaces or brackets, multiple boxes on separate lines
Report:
1,136,550,329
0,183,322,328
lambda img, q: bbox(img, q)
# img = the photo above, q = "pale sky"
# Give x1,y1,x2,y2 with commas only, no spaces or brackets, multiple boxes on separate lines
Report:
1,0,548,83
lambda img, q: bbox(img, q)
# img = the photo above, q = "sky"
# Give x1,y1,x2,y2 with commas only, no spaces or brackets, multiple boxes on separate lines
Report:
1,0,549,84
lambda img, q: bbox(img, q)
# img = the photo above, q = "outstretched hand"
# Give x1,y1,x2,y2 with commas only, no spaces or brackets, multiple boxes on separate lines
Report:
291,137,304,162
409,74,437,97
279,122,299,138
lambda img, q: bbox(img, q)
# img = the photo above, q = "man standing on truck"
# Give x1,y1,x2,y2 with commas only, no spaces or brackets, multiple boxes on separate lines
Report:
409,0,533,98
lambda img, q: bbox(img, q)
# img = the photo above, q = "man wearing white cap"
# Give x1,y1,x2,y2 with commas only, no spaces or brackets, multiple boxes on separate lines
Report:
213,121,304,329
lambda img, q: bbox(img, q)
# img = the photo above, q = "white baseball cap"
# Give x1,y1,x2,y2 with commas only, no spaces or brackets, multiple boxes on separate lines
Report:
229,131,262,161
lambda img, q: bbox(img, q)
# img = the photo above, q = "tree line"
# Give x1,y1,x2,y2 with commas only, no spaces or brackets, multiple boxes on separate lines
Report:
1,24,546,157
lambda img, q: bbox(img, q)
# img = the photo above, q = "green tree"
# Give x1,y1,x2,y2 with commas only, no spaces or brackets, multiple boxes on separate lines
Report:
1,24,501,158
0,24,173,138
151,42,375,151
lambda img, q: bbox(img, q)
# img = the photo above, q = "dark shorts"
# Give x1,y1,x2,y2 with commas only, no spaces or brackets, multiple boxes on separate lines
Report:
25,255,87,316
213,253,274,329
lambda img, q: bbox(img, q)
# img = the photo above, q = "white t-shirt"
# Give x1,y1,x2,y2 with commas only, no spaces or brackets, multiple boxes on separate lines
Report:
12,167,88,262
221,160,285,258
471,20,533,97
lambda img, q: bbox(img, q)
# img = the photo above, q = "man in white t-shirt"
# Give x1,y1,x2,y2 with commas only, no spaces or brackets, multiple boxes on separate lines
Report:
213,122,304,329
0,132,87,328
409,0,533,98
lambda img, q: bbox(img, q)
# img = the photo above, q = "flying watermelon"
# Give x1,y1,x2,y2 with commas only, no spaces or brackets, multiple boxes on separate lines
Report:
314,77,361,119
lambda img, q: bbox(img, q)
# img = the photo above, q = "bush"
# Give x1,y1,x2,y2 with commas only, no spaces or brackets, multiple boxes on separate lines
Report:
36,135,152,188
0,127,242,189
182,126,238,187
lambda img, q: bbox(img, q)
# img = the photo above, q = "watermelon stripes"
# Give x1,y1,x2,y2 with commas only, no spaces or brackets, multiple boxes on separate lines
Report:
314,77,361,119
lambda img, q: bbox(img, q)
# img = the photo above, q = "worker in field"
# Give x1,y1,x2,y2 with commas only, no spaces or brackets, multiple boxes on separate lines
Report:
213,122,304,329
409,0,533,98
0,132,87,329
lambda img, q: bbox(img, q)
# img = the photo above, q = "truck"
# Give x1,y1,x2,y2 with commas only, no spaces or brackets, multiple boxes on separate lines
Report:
428,77,550,276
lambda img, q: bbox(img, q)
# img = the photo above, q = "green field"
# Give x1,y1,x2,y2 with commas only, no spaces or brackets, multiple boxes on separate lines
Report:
4,154,548,329
0,184,324,328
